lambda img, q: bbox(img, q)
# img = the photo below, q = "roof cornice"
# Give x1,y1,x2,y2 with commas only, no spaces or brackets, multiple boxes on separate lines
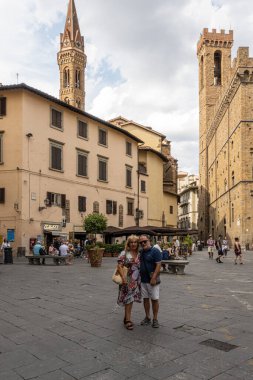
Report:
0,83,143,144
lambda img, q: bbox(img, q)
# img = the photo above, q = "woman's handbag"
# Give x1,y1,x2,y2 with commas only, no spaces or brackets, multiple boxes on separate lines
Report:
112,265,128,285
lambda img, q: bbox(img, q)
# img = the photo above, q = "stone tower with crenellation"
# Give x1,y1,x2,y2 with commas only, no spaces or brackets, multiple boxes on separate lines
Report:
197,28,233,242
57,0,86,110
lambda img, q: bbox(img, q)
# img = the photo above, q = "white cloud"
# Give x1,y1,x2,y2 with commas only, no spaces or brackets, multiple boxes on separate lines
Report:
1,0,253,173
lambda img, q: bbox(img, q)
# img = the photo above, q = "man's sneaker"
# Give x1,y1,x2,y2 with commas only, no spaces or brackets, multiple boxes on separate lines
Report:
152,319,159,328
140,317,151,326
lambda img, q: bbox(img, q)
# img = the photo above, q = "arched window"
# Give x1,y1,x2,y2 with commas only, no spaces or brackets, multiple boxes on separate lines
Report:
93,201,99,214
214,51,222,85
75,69,81,88
64,97,70,104
63,68,70,88
119,205,123,227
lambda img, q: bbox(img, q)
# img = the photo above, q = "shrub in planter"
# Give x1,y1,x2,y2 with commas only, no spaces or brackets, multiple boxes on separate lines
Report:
83,213,107,267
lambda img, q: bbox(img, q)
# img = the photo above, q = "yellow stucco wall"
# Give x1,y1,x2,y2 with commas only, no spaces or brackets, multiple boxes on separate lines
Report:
0,88,148,250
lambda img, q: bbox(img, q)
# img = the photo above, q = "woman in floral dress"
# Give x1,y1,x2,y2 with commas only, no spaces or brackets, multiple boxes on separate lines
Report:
117,235,141,330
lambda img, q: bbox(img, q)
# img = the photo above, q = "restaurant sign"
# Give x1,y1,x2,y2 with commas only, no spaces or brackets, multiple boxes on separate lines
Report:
43,223,61,232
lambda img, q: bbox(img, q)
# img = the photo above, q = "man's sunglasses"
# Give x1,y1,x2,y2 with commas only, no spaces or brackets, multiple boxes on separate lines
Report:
139,240,148,244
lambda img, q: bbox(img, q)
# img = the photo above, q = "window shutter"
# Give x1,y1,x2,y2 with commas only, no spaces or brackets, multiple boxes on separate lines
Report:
61,194,66,208
106,200,112,214
51,146,62,170
47,192,52,206
0,98,6,116
113,201,117,215
0,188,5,203
78,196,86,212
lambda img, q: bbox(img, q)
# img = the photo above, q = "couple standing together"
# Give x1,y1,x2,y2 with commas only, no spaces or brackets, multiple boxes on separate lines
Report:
117,234,162,330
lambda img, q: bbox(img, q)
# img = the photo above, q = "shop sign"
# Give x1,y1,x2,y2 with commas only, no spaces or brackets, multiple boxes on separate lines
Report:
43,224,61,231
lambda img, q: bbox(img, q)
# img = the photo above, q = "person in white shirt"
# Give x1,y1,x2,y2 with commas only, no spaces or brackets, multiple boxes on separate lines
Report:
59,242,73,265
1,239,10,262
153,241,162,252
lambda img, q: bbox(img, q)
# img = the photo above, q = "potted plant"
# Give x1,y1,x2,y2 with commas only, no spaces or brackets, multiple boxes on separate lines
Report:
183,235,193,256
83,213,107,267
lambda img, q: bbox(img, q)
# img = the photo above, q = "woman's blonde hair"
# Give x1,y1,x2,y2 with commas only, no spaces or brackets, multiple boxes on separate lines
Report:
125,234,139,252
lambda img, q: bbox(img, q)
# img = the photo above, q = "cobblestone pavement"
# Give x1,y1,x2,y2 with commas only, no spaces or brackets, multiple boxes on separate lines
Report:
1,250,253,379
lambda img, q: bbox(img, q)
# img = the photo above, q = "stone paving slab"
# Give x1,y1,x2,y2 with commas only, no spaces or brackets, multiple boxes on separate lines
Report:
1,250,253,379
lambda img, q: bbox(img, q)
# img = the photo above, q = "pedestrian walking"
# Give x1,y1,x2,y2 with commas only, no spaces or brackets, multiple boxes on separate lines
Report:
222,236,228,257
117,235,141,330
234,237,243,264
139,235,162,328
207,235,215,259
215,235,223,263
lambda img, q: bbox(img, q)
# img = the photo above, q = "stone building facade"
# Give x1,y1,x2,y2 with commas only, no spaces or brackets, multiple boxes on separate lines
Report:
0,0,179,252
178,172,199,230
197,28,253,246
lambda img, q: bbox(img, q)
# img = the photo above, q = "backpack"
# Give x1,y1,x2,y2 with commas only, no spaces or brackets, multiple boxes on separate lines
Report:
39,247,46,255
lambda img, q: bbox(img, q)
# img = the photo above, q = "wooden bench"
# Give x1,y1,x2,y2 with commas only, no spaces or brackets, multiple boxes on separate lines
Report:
161,259,189,274
25,255,69,265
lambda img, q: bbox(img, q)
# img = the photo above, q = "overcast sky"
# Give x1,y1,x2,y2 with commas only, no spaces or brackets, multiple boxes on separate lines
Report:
1,0,253,173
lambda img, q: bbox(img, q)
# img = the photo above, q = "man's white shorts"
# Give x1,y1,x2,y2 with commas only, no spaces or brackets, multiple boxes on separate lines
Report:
141,282,160,300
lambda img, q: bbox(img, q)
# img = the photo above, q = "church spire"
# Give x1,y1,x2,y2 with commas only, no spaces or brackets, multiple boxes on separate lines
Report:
61,0,83,50
58,0,86,110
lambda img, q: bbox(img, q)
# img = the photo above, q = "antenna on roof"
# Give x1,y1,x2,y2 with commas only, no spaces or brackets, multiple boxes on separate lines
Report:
16,73,19,84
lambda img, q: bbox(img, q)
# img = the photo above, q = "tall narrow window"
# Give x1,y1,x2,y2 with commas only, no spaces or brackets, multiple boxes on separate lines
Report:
93,201,99,213
98,156,108,181
126,141,132,156
200,55,204,89
63,68,70,87
98,128,107,146
78,196,86,212
0,188,5,203
127,198,134,216
77,150,88,177
231,203,234,223
78,120,88,139
75,69,80,88
214,51,222,85
0,97,6,116
0,133,3,163
106,200,117,215
126,166,132,188
51,108,63,129
140,180,146,193
50,141,63,171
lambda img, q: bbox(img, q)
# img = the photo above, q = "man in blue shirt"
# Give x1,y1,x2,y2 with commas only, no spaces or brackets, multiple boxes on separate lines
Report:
33,240,45,264
139,235,162,328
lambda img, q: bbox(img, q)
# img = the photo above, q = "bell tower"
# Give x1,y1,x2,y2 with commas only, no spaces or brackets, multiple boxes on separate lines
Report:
197,28,233,241
58,0,86,110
